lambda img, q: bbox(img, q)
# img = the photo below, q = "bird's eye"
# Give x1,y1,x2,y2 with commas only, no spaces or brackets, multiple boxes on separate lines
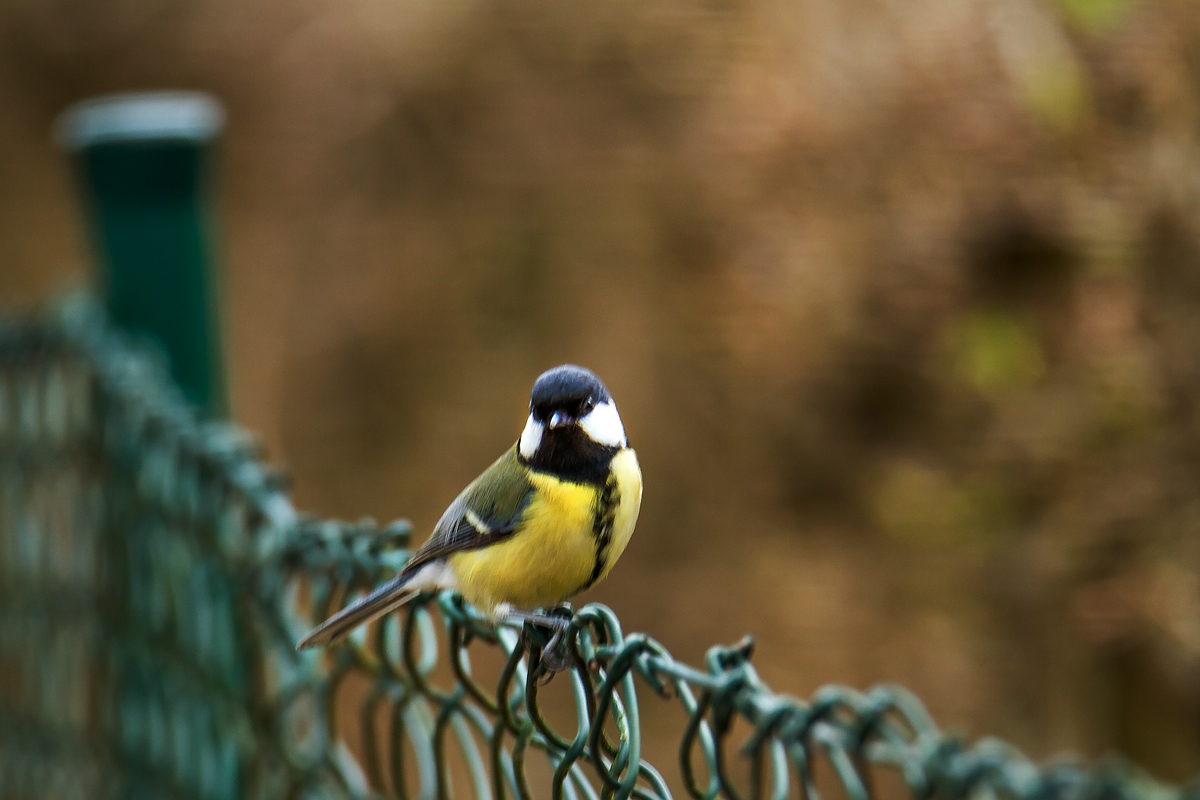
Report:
580,398,594,415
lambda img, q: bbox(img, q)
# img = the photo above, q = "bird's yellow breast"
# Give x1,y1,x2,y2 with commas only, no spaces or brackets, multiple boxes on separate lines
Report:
448,449,642,613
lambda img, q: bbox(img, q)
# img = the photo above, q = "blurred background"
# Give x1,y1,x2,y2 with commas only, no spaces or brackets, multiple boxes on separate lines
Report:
2,0,1200,784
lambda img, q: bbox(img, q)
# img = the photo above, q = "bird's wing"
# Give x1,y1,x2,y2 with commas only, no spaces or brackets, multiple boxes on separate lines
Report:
401,445,535,575
297,446,535,650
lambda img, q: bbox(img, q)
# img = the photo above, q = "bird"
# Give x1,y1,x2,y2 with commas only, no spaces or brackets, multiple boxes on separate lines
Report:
297,364,643,650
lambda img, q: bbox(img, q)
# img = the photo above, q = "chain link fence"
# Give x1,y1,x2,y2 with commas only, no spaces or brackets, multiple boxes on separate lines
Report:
0,298,1195,800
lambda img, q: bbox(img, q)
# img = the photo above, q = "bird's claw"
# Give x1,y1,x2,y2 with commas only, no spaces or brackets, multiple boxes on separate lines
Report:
507,604,576,681
535,628,577,680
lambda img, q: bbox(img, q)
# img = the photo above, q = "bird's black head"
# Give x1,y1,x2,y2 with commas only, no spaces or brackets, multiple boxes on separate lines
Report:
519,365,625,484
529,365,612,426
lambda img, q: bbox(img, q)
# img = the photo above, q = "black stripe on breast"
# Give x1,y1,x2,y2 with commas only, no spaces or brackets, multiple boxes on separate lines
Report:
583,471,620,590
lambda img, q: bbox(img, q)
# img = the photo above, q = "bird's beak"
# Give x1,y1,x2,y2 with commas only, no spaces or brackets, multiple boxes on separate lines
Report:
548,410,572,428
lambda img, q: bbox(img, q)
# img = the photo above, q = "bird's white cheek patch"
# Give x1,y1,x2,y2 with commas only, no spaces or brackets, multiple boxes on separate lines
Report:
580,401,627,447
519,414,544,459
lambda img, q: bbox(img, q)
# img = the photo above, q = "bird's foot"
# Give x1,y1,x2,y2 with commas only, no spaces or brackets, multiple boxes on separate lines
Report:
536,629,575,678
496,603,572,631
498,604,576,681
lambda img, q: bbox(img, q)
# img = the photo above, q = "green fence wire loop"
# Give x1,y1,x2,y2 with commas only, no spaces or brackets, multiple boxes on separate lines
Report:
2,297,1200,800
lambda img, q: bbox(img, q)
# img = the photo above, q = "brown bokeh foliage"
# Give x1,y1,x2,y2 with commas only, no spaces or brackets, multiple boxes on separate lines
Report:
2,0,1200,783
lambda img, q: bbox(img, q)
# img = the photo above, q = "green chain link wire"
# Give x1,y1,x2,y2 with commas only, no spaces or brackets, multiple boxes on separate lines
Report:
0,297,1197,800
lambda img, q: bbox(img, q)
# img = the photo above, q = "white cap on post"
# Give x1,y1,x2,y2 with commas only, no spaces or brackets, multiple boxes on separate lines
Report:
55,91,225,150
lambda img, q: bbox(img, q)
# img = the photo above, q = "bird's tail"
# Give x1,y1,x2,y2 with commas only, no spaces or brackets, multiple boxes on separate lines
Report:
296,573,418,650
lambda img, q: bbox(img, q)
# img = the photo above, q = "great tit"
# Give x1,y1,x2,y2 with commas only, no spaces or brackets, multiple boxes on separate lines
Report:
297,364,643,649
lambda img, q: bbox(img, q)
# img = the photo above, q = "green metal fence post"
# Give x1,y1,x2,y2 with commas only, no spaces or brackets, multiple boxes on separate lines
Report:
57,91,227,415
